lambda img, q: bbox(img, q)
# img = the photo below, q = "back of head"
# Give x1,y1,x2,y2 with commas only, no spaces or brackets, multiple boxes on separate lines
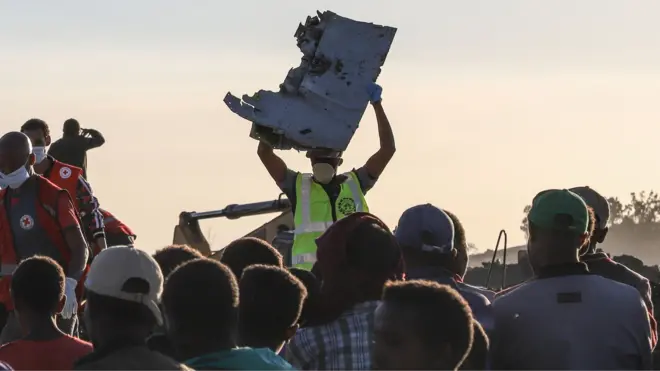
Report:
527,189,592,267
288,267,322,327
162,259,239,346
153,244,204,278
11,256,64,316
381,280,474,369
219,237,283,279
85,247,164,338
238,265,307,348
395,204,456,271
315,212,403,324
63,118,80,137
20,118,50,138
569,186,610,230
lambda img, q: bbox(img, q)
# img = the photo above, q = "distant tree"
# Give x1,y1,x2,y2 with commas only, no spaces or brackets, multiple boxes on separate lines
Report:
467,243,478,253
520,205,532,238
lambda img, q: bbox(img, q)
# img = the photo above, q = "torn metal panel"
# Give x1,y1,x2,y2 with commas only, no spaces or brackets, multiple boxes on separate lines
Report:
224,10,397,151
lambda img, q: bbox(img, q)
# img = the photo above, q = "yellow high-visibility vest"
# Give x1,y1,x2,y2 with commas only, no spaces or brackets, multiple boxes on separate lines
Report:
291,172,369,270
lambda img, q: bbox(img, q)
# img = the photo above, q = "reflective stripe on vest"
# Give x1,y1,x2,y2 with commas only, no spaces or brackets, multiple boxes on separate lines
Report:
291,172,369,269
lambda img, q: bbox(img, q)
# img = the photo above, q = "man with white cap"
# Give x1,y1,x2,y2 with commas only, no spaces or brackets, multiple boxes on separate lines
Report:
394,204,493,332
74,246,189,370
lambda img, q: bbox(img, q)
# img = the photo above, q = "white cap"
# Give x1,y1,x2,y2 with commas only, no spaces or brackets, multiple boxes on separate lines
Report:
84,246,164,325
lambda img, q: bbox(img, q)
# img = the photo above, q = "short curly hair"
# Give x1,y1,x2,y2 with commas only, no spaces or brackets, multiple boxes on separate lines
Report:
219,237,283,280
21,118,50,137
152,244,204,278
11,256,64,314
382,280,474,368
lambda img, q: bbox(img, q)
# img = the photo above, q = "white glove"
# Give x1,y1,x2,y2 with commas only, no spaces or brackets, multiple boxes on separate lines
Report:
62,277,79,319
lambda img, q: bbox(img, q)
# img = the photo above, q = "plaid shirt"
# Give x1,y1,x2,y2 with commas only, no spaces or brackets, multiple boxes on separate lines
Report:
285,301,379,370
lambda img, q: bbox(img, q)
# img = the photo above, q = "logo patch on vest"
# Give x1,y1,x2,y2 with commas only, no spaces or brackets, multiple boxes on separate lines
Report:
59,167,72,179
20,215,34,230
337,197,356,215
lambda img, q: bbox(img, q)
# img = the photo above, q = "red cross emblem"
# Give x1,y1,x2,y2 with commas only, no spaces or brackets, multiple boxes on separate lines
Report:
20,215,34,230
60,167,71,179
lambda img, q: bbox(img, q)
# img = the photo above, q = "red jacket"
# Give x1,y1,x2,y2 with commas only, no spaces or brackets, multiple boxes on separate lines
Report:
46,160,82,208
100,209,134,237
0,176,81,310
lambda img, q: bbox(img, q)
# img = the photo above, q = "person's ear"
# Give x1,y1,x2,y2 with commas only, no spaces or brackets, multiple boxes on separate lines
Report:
284,324,300,342
337,158,344,167
45,135,51,146
28,154,36,167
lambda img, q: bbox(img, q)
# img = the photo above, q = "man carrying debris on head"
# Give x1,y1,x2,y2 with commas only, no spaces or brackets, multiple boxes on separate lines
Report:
257,84,395,270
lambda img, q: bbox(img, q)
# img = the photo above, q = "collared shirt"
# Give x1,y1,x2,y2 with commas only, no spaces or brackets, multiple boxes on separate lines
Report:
43,156,105,241
286,301,378,370
407,266,494,332
492,263,653,370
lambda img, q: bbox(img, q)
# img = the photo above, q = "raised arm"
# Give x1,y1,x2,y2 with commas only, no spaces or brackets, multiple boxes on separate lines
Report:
82,129,105,150
363,84,396,179
257,141,289,184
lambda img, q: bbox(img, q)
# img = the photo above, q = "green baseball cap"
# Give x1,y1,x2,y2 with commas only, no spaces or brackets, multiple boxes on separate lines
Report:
527,189,589,233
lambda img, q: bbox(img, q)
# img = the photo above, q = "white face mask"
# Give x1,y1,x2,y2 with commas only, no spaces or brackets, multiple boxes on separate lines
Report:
312,163,336,184
32,146,47,164
0,165,30,189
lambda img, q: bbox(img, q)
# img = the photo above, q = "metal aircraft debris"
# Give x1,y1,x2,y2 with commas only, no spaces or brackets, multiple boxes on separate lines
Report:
224,10,397,151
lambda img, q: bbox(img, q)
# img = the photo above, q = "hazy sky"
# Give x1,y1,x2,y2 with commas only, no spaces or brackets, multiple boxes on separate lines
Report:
2,0,659,253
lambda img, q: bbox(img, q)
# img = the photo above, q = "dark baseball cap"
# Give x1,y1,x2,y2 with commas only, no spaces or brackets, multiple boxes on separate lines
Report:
569,186,610,229
527,189,589,233
394,204,455,254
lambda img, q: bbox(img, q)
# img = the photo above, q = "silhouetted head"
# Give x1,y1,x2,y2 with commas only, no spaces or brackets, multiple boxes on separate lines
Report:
238,265,307,353
21,119,51,165
219,237,283,280
316,212,404,324
162,259,239,361
83,247,163,349
526,189,592,269
395,204,457,275
374,280,474,370
570,186,610,251
63,118,80,137
306,149,343,184
288,267,322,327
152,244,204,278
11,256,65,333
0,132,34,189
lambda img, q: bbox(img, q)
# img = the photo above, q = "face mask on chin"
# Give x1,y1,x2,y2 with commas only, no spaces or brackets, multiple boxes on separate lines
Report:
32,146,47,164
312,163,336,184
0,164,31,189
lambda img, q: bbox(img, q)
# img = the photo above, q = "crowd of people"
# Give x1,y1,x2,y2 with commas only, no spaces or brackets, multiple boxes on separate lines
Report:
0,111,656,370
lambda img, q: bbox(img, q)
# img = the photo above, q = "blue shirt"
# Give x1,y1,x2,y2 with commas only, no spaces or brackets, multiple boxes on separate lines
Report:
185,347,296,370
